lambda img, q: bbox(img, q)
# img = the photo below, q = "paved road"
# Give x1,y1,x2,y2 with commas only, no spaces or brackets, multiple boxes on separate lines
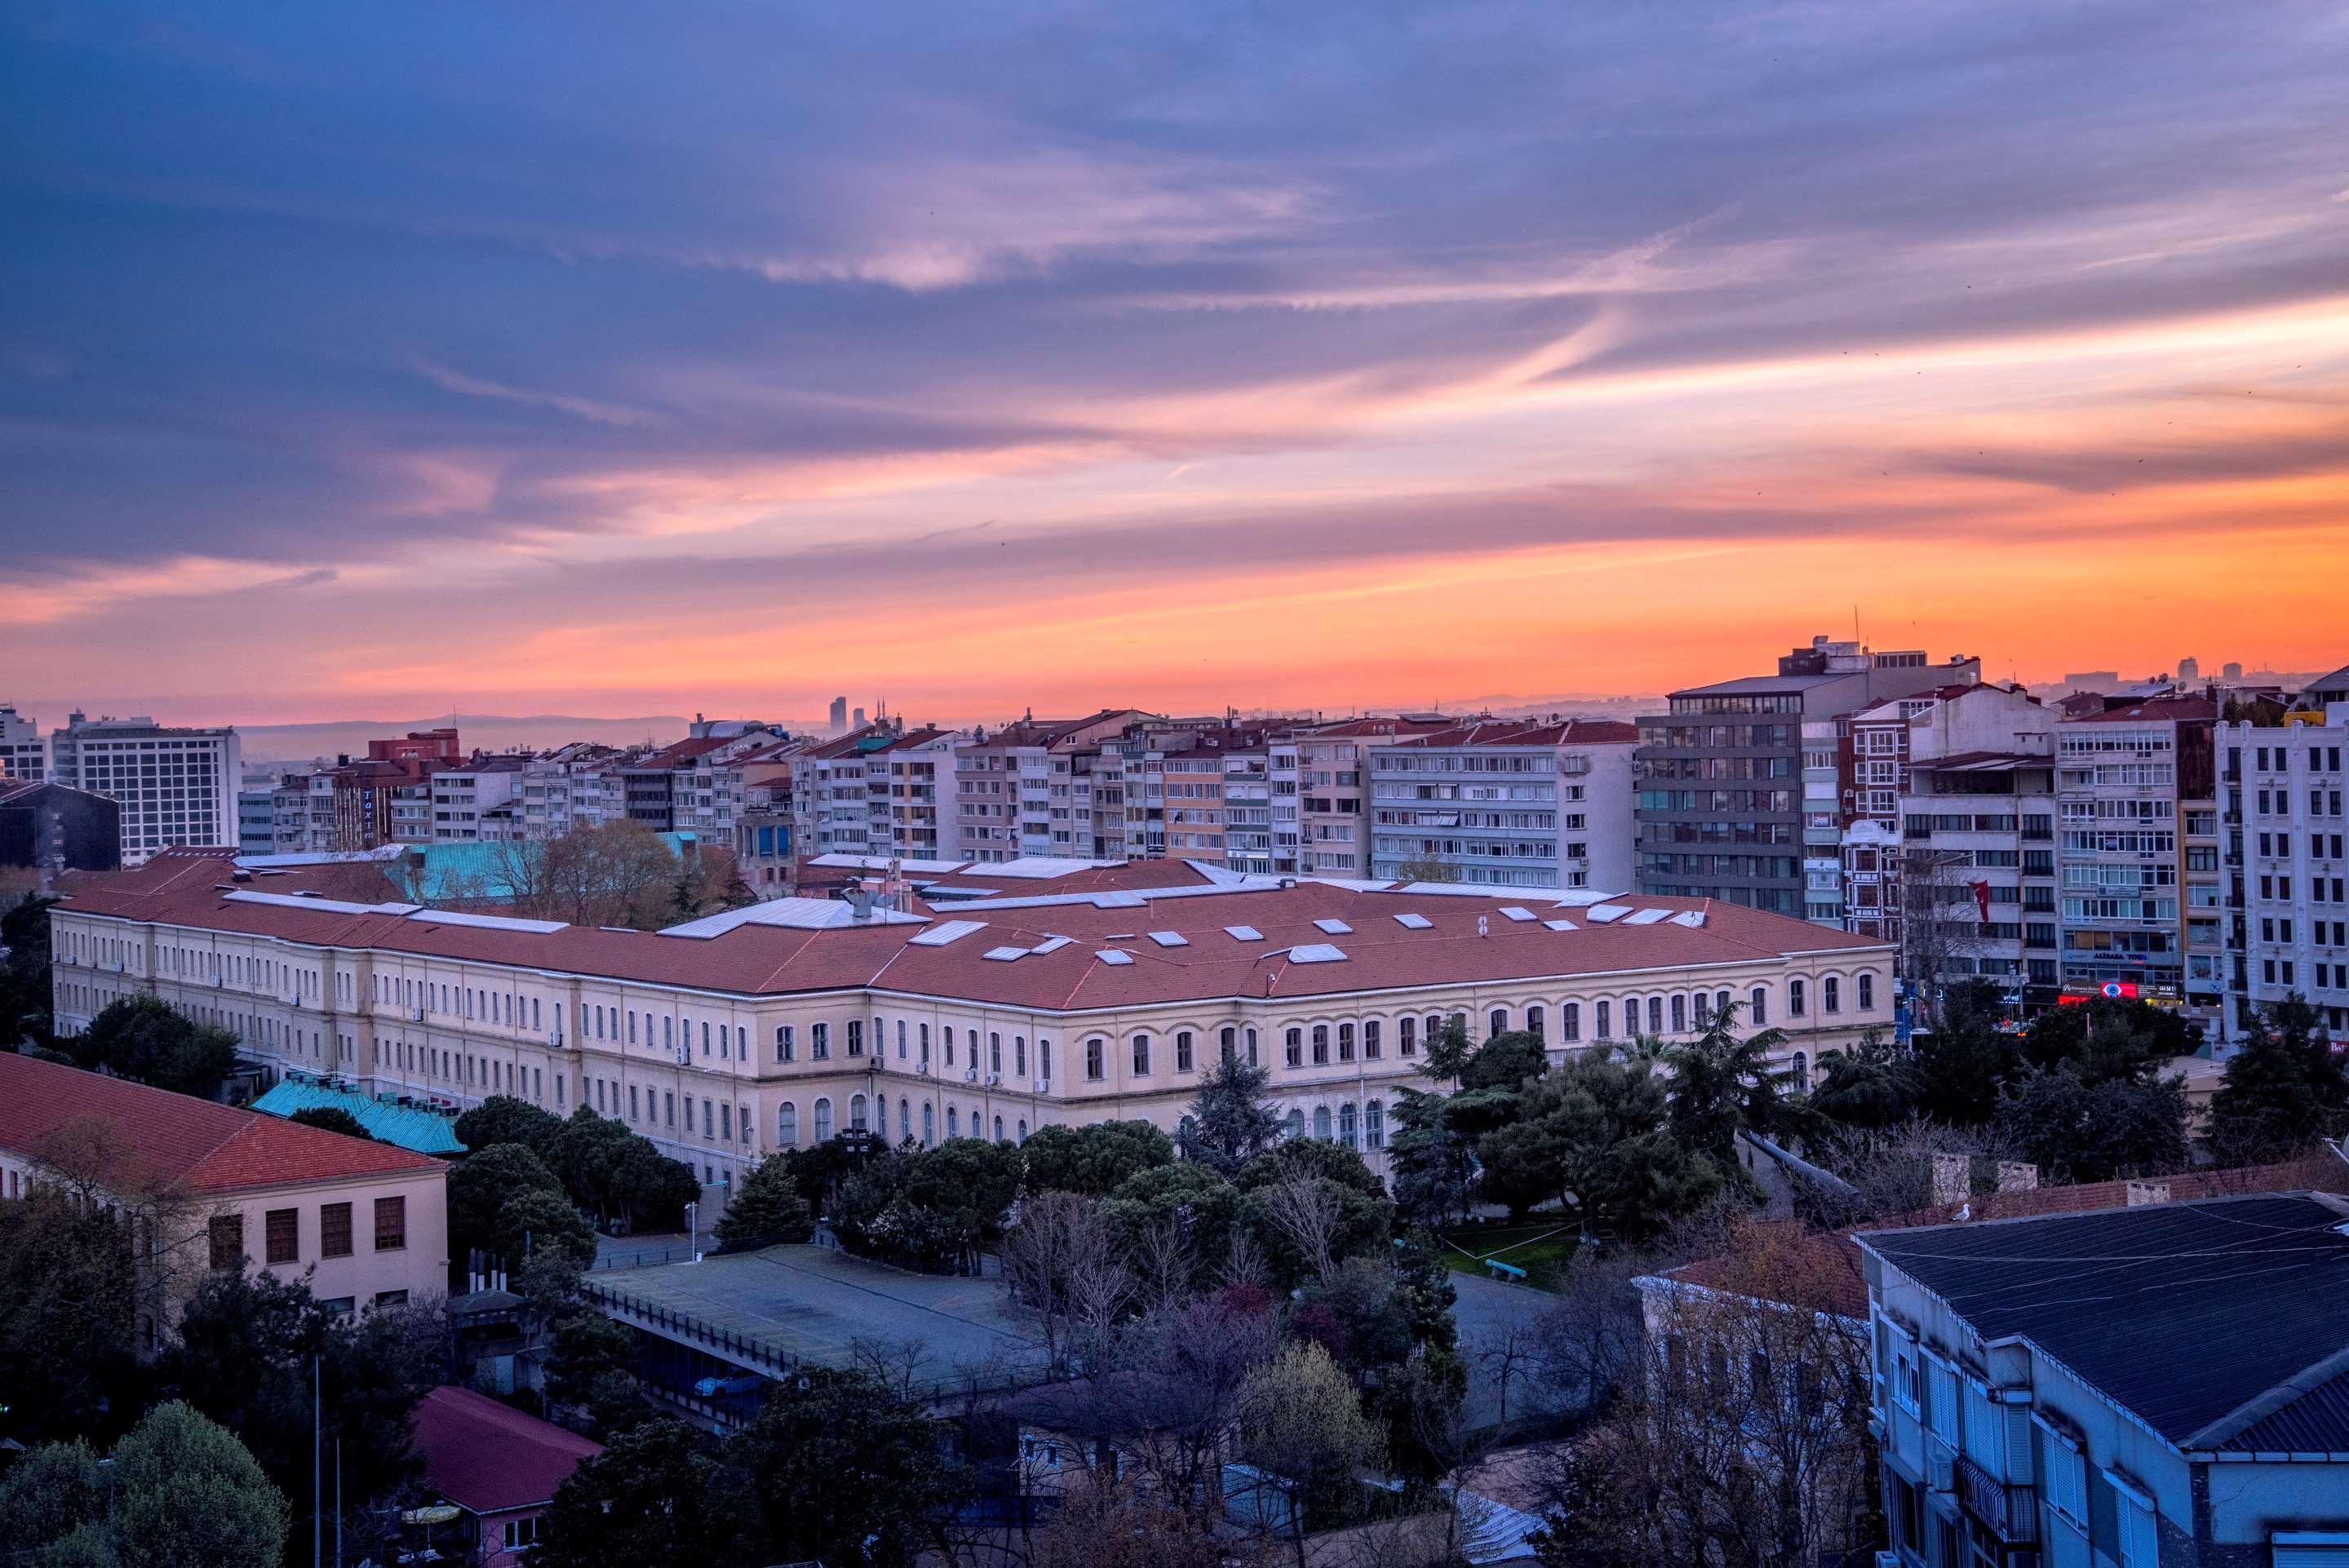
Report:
1449,1269,1556,1429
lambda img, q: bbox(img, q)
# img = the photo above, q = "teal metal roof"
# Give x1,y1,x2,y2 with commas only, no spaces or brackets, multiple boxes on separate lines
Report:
390,832,704,904
250,1077,465,1156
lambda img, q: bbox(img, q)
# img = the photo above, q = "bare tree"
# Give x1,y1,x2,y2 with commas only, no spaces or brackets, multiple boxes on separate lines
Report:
1217,1225,1270,1292
999,1191,1121,1376
849,1334,935,1404
1128,1215,1194,1319
1260,1176,1341,1281
1537,1217,1880,1567
1520,1247,1647,1425
1475,1323,1539,1428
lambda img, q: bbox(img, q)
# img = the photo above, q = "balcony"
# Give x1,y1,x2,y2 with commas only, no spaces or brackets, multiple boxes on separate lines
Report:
1955,1455,2036,1544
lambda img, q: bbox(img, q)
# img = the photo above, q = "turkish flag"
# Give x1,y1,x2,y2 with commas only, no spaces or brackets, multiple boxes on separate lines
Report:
1969,879,1992,925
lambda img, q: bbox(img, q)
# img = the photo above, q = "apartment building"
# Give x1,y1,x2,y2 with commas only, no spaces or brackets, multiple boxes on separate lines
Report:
955,712,1148,863
1293,719,1451,877
1367,720,1638,890
675,735,803,841
2054,696,2218,1022
0,704,47,783
1638,640,1981,915
1897,686,2062,1015
429,755,528,843
1807,684,1981,929
237,784,278,856
2218,662,2349,1039
49,848,1895,1187
47,711,241,867
1860,1193,2349,1567
0,1052,449,1334
0,781,122,874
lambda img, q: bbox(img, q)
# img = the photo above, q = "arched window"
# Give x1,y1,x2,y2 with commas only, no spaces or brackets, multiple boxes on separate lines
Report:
874,1094,887,1134
813,1097,834,1142
777,1102,799,1148
1337,1103,1358,1149
1398,1016,1417,1056
1858,973,1875,1011
1363,1019,1381,1059
1245,1028,1259,1067
849,1094,867,1132
1311,1025,1329,1065
1671,994,1688,1034
991,1033,1004,1073
1017,1118,1028,1143
1489,1008,1508,1039
947,1105,960,1139
1715,990,1731,1022
1132,1034,1152,1076
1365,1101,1385,1149
1749,986,1768,1026
994,1115,1005,1143
1220,1026,1237,1064
899,1101,911,1142
1527,1004,1545,1039
1086,1038,1106,1081
1594,999,1611,1039
1425,1013,1444,1050
1791,1052,1810,1091
1823,976,1842,1014
775,1025,794,1063
1177,1030,1194,1072
1788,979,1806,1018
1286,1028,1304,1068
1647,996,1664,1034
1015,1035,1028,1075
922,1103,935,1146
1560,1003,1580,1041
1695,991,1713,1026
1336,1023,1354,1061
1313,1105,1332,1141
1623,996,1641,1036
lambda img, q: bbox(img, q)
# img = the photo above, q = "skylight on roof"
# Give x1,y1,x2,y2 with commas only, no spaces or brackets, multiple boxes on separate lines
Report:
1543,919,1578,932
1313,918,1353,935
1097,949,1135,966
1622,908,1673,926
1031,935,1075,955
1288,942,1349,963
982,946,1028,961
1668,910,1707,928
408,909,569,934
907,919,987,947
1147,930,1189,947
1498,906,1538,923
1584,904,1633,923
1225,925,1264,941
1393,913,1432,930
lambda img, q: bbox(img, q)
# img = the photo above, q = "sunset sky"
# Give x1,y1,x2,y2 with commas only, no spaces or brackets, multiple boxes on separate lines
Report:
4,2,2345,727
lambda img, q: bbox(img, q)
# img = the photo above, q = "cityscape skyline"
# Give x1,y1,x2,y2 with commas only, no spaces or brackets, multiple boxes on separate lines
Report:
7,4,2347,720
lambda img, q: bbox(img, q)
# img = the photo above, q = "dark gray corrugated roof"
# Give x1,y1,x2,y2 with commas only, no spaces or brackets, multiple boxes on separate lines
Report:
1857,1194,2349,1453
1669,672,1850,698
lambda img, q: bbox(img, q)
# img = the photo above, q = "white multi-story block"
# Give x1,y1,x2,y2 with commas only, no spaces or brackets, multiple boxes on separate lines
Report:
1368,720,1637,890
47,711,239,867
2218,662,2349,1042
0,704,47,784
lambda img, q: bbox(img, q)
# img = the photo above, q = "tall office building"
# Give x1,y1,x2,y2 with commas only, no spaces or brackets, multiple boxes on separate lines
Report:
47,711,240,867
828,696,849,735
1637,638,1981,915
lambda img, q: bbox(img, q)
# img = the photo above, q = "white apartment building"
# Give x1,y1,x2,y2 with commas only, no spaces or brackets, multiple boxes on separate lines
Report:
47,712,240,867
1367,720,1638,890
955,713,1144,864
1268,736,1303,875
2218,662,2349,1039
50,849,1896,1188
0,705,47,784
2054,697,2218,1021
428,757,526,843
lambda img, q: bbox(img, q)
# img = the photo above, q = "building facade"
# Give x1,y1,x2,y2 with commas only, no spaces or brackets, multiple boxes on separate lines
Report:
1639,640,1981,915
1367,720,1637,890
2218,662,2349,1040
48,850,1895,1189
0,781,123,874
0,704,47,784
47,712,241,867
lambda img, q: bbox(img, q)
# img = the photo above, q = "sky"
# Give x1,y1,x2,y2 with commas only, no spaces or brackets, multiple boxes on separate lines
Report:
3,2,2346,728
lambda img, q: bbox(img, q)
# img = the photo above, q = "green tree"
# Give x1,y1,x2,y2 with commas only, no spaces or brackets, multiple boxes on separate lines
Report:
1807,1032,1913,1131
1384,1085,1479,1230
0,1437,110,1552
497,1185,600,1270
112,1401,290,1568
1234,1340,1385,1564
1664,1000,1792,1163
448,1141,570,1262
1460,1029,1549,1093
0,891,61,1046
1177,1056,1283,1176
1475,1053,1719,1240
713,1157,816,1252
1420,1015,1475,1088
2209,997,2349,1163
285,1105,374,1141
1235,1141,1394,1287
534,1419,740,1568
1907,980,2025,1127
2023,997,2192,1086
0,1189,149,1446
1101,1162,1244,1293
732,1366,973,1566
902,1136,1024,1240
1995,1068,2190,1184
545,1313,654,1435
1022,1119,1175,1196
453,1093,567,1158
66,995,239,1099
549,1105,697,1229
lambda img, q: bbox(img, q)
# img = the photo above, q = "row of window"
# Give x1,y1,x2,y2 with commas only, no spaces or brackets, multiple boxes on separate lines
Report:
213,1195,407,1269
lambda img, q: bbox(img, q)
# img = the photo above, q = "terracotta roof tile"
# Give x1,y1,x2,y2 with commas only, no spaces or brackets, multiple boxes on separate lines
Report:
413,1386,601,1513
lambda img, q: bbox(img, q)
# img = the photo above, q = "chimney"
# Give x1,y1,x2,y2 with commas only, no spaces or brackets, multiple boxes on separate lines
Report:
844,888,873,921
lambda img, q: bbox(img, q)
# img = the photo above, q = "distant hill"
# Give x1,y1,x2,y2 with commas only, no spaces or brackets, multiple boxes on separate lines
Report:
237,712,699,763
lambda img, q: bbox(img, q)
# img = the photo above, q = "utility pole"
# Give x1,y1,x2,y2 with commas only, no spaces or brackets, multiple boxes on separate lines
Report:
312,1354,322,1568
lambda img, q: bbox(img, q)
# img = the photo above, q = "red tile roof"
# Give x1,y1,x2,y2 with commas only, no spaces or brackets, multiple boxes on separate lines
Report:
1381,719,1638,749
56,851,1886,1013
0,1052,443,1193
2062,695,2218,724
413,1387,601,1515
